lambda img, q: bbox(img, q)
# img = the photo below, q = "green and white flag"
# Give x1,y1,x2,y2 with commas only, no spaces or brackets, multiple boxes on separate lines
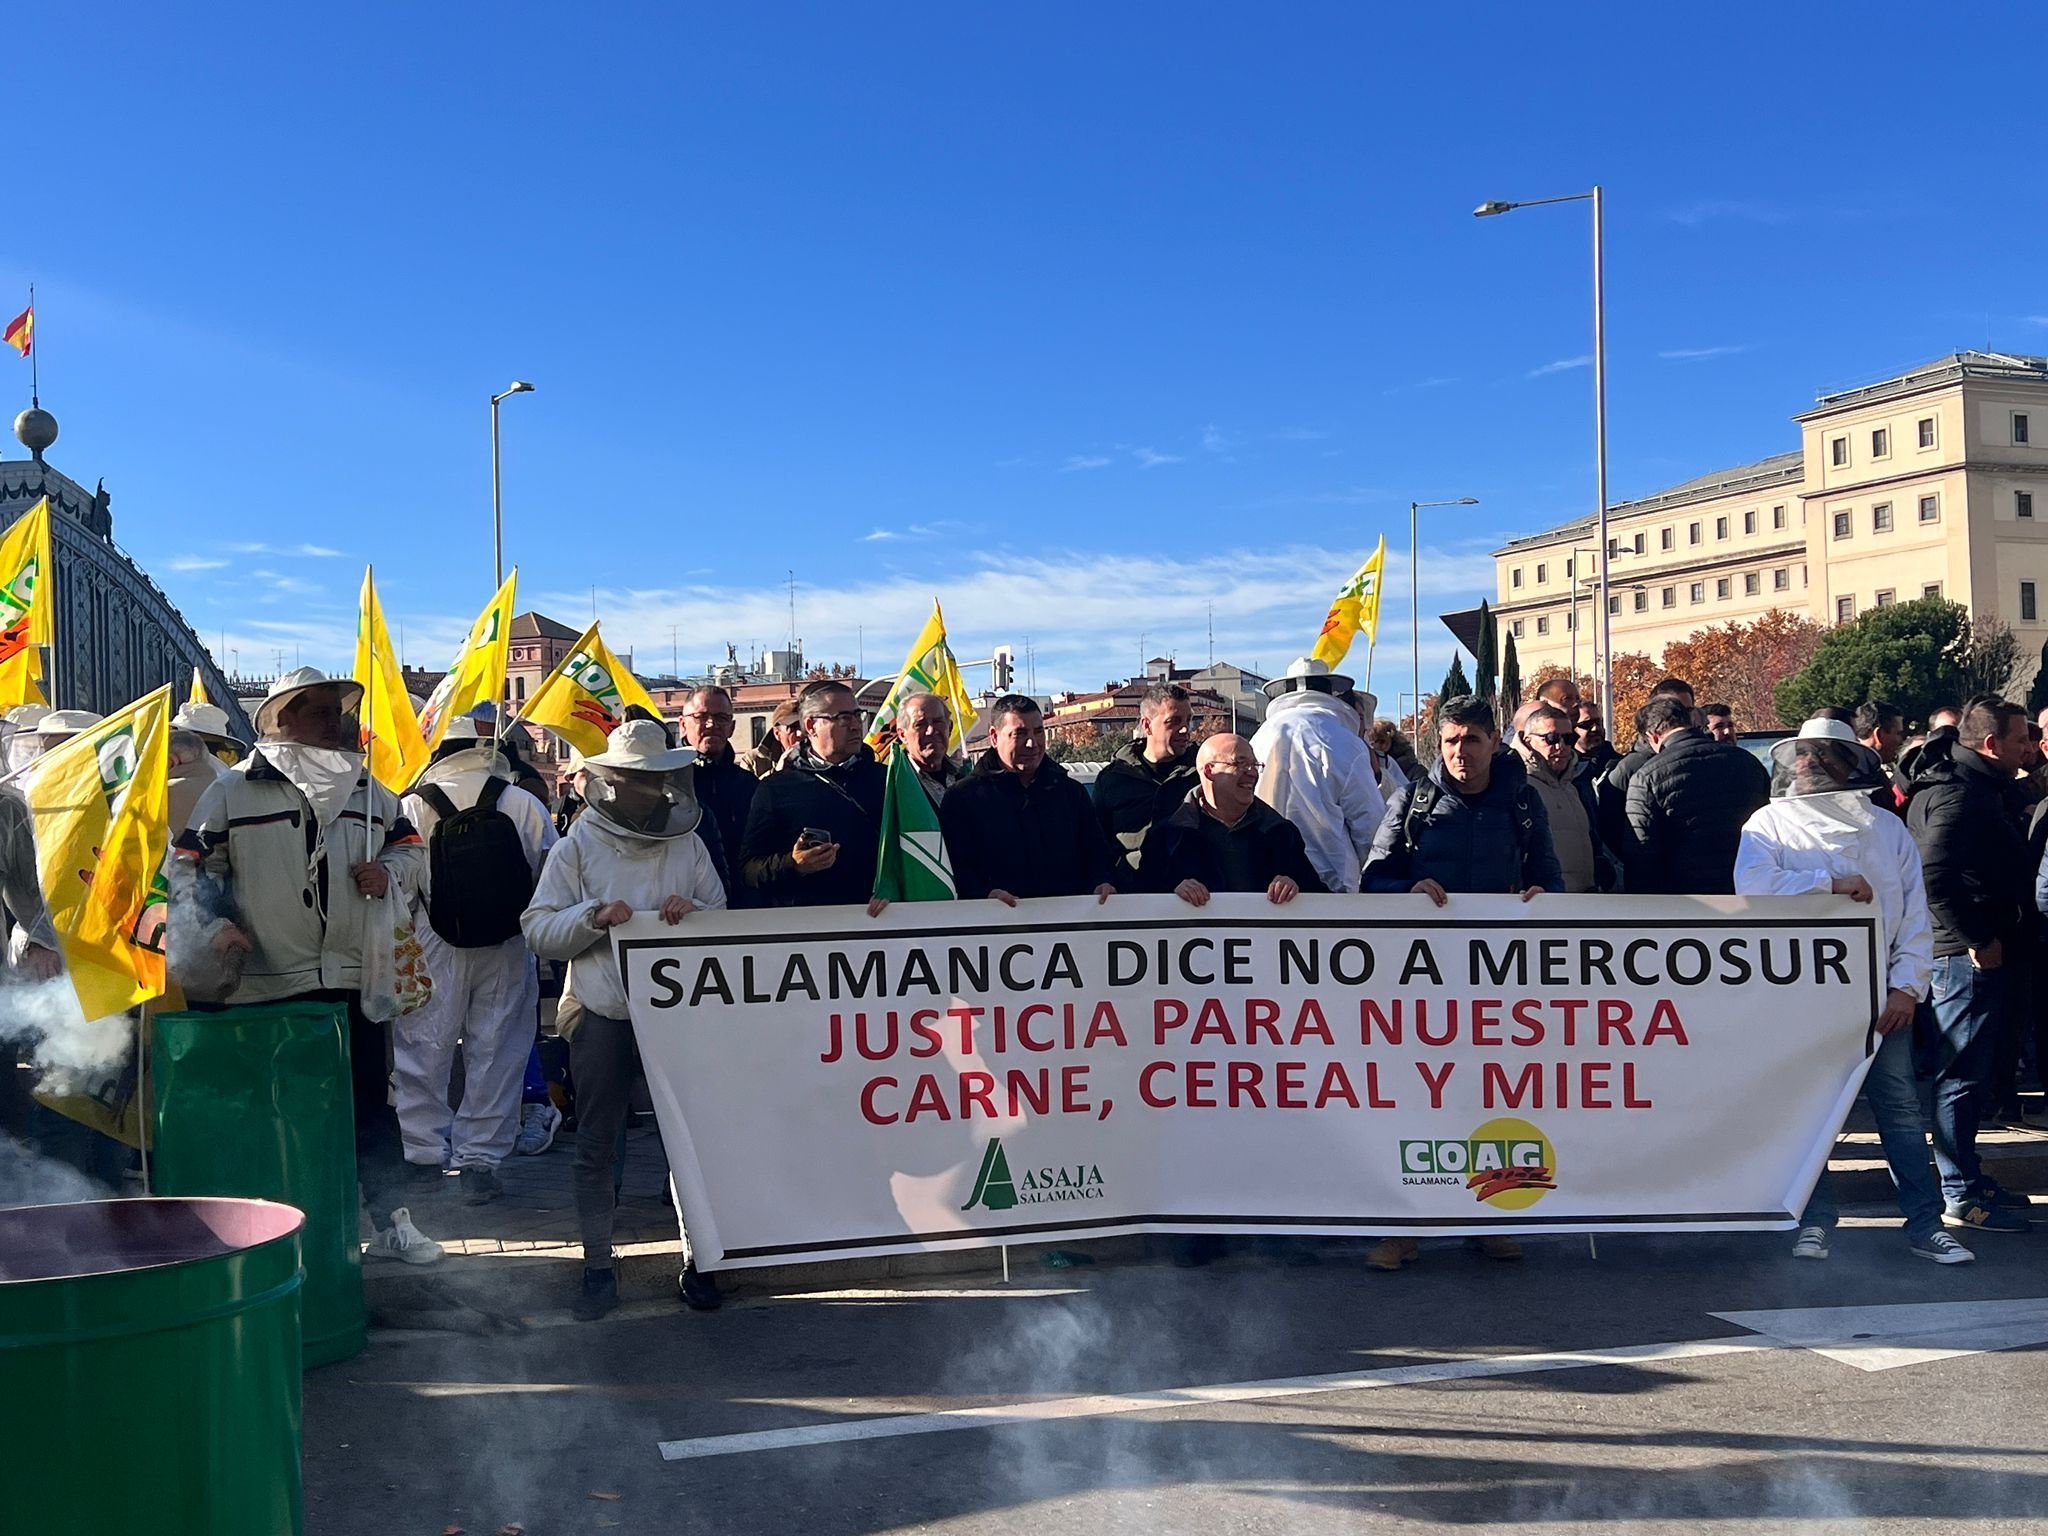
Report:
873,750,956,902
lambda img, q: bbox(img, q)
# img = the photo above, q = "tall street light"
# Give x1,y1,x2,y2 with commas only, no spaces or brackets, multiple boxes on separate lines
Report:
1411,496,1481,745
1474,188,1610,728
491,381,536,585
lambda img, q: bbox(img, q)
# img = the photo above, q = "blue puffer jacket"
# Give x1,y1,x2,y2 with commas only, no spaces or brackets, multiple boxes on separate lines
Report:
1361,750,1565,895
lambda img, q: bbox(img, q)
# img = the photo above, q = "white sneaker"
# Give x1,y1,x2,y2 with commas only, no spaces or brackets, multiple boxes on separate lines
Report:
1791,1227,1829,1260
365,1207,445,1265
1909,1231,1976,1265
515,1101,563,1156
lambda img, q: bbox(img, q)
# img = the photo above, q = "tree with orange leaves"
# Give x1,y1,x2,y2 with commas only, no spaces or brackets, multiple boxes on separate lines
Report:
1662,610,1825,732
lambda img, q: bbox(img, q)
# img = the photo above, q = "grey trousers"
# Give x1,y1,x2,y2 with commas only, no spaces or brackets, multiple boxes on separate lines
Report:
567,1011,693,1270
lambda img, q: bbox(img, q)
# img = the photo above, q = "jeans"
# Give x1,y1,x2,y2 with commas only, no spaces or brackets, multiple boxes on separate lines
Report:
1798,1016,1943,1239
1920,954,2005,1206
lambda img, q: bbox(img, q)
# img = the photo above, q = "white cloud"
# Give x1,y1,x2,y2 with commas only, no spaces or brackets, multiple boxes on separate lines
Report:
1658,344,1750,361
228,541,343,558
168,555,229,572
1200,424,1232,454
859,520,963,544
1527,356,1593,378
1059,454,1112,473
1133,447,1182,468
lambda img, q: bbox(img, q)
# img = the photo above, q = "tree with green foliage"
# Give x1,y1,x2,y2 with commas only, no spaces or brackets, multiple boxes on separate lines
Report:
1472,602,1498,702
1439,653,1471,705
1774,598,1986,727
1500,633,1523,715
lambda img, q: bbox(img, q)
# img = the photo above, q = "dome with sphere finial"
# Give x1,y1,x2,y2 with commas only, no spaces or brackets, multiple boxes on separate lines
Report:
13,407,56,461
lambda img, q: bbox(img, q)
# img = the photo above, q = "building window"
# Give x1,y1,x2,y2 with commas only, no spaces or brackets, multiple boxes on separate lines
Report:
1632,532,1646,555
1688,522,1701,545
1744,572,1760,596
1660,527,1674,551
1872,427,1889,458
1536,615,1549,635
1716,577,1731,600
2021,491,2035,520
1512,619,1524,637
1773,567,1790,591
1564,557,1574,578
1831,436,1848,467
1608,596,1621,615
1565,612,1575,631
1873,502,1893,533
2026,582,2040,623
1689,582,1705,604
1743,509,1757,535
1919,494,1939,523
1607,538,1619,559
1772,504,1786,529
2017,413,2032,445
514,675,527,701
1633,590,1648,612
1832,511,1851,539
1661,586,1676,608
1918,416,1936,449
1511,568,1523,587
1836,596,1855,624
1715,515,1729,540
1923,582,1942,599
1876,589,1895,609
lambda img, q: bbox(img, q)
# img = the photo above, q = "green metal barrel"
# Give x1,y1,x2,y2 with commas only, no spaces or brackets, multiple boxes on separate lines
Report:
0,1197,305,1536
151,1001,367,1367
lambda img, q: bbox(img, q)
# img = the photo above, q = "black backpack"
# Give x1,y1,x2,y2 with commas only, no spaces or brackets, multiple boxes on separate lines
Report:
418,778,535,947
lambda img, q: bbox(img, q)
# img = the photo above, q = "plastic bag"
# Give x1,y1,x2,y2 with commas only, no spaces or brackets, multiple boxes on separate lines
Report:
359,890,402,1022
393,911,432,1015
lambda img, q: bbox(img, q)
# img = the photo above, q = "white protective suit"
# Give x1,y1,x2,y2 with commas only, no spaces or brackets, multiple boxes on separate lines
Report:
1733,791,1934,1001
1250,689,1388,894
395,748,558,1171
521,805,727,1023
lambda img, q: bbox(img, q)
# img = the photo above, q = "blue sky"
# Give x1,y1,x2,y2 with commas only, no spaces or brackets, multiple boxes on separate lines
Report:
7,4,2043,703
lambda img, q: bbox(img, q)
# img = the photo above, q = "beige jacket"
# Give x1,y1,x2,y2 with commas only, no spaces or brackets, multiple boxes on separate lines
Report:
1516,744,1598,894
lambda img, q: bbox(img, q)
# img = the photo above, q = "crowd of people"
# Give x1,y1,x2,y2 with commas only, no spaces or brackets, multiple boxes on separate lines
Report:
3,650,2043,1320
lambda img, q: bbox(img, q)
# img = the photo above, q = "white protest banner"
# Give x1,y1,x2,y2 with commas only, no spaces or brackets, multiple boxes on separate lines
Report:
615,893,1881,1270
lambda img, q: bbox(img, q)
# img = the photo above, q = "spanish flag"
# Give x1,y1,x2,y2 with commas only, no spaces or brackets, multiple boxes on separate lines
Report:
27,686,173,1023
417,570,518,752
0,498,54,711
1311,536,1386,669
865,601,980,758
355,567,431,792
519,621,663,759
2,306,29,358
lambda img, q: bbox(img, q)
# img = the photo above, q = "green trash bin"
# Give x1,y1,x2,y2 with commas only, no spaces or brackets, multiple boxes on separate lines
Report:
0,1197,305,1536
151,1001,367,1367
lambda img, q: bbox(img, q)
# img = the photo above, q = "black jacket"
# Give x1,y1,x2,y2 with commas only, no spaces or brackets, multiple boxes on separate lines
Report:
1621,728,1771,894
940,754,1117,900
1092,737,1198,878
693,745,759,908
1361,751,1565,896
1136,791,1327,896
1596,740,1653,858
739,745,886,908
1906,731,2029,957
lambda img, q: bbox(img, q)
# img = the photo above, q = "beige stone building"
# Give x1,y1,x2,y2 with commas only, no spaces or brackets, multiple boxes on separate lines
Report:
1492,351,2048,685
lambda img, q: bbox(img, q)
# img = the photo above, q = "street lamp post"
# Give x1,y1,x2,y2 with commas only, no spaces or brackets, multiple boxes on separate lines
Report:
1411,497,1481,751
1475,187,1610,729
490,381,536,585
1567,543,1611,686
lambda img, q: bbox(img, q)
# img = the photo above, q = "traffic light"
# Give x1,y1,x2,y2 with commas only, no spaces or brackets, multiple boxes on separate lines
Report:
992,645,1015,692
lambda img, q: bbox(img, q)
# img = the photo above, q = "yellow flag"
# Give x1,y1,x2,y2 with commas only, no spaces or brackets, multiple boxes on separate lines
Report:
189,666,209,707
354,568,431,792
0,497,54,711
417,571,518,752
1311,536,1386,669
519,621,663,759
27,685,173,1022
866,600,979,758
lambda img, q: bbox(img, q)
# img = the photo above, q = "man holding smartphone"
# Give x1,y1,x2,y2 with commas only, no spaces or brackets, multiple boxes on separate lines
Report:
739,682,887,908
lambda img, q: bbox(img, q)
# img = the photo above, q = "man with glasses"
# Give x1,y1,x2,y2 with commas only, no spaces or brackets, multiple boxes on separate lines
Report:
678,686,757,906
739,682,886,908
1513,701,1612,893
1574,706,1619,780
1137,734,1325,905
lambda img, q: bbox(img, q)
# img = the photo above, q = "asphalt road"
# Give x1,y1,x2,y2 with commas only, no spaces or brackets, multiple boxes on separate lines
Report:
306,1220,2048,1534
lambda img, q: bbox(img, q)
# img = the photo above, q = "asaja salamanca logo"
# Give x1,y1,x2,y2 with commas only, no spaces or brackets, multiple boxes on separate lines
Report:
1399,1117,1558,1211
961,1138,1107,1213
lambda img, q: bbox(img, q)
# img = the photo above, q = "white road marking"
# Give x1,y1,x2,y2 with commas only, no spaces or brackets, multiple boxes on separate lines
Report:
655,1335,1776,1461
1711,1296,2048,1372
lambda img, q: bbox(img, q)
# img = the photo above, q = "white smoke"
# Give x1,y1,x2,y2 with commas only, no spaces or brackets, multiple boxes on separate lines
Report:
0,1131,107,1209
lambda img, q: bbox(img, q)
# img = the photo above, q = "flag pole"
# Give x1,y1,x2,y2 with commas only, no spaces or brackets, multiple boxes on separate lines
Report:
27,283,38,408
361,567,377,892
135,999,152,1196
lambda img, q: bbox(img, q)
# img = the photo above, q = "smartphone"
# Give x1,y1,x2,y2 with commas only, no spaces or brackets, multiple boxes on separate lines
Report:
797,827,835,848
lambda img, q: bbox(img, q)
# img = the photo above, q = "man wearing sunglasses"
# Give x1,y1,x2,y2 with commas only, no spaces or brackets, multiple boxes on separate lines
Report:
739,682,886,908
1574,706,1619,781
1513,701,1613,893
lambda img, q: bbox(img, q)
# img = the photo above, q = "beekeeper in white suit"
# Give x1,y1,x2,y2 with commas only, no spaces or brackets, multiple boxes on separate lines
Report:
1249,657,1387,893
396,716,556,1206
